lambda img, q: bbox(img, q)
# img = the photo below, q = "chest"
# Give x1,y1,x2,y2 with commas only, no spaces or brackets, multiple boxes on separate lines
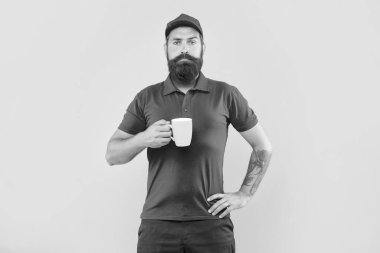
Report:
144,92,229,130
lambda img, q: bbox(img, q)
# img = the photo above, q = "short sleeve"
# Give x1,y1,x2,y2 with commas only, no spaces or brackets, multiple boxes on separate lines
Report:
118,94,147,134
227,86,258,132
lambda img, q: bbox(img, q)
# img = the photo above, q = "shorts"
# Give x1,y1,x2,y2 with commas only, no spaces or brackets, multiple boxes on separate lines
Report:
137,218,235,253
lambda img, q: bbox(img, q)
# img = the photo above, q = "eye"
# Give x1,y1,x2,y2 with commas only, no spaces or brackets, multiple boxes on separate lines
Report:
190,40,197,45
172,41,180,45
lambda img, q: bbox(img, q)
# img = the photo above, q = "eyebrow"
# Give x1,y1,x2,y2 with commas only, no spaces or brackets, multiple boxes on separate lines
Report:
171,36,199,41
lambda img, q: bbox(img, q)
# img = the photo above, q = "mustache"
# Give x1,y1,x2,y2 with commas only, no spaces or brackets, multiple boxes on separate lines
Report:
172,53,200,64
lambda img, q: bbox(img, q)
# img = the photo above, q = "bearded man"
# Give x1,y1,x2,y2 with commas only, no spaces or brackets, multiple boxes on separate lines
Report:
106,13,273,253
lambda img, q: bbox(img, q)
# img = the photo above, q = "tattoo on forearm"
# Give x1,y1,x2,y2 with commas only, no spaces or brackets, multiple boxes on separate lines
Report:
242,149,272,195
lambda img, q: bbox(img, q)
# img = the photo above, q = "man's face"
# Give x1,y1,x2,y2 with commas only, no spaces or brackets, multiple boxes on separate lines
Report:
166,27,203,60
165,27,205,84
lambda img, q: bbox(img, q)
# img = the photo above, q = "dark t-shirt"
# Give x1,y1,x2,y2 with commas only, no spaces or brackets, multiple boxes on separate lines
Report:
118,72,258,220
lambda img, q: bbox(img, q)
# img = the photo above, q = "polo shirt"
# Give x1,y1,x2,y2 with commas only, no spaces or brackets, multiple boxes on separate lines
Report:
118,72,258,220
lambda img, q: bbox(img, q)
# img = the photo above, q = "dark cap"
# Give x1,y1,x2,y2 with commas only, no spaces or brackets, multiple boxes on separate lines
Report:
165,13,203,38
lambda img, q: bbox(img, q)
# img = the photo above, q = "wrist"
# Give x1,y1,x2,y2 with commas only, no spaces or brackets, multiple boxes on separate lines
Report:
136,131,149,149
238,187,254,198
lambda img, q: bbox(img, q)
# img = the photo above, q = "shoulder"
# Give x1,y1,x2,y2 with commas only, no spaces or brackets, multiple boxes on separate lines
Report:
205,76,250,109
134,81,165,100
137,81,164,95
205,76,239,96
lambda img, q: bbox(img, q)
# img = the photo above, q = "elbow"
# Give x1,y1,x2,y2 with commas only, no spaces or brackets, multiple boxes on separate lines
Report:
252,142,273,161
105,152,115,166
263,138,273,153
266,142,273,154
105,149,130,166
253,142,273,154
265,144,273,159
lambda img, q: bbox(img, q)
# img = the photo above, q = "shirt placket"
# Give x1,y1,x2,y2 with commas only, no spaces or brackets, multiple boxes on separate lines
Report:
181,90,192,117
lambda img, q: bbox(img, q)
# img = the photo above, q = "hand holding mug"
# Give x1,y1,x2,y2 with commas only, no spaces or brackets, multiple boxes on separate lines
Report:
142,119,172,148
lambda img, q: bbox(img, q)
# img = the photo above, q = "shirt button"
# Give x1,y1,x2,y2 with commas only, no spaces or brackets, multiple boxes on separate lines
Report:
184,108,188,112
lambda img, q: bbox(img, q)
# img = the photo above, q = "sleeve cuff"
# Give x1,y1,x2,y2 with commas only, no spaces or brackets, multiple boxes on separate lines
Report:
235,117,258,132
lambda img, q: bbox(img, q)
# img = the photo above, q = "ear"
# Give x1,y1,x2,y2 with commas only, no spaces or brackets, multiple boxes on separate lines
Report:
163,42,168,57
202,43,206,55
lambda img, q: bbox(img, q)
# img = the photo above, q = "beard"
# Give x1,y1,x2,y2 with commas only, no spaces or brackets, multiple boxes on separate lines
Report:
167,52,203,84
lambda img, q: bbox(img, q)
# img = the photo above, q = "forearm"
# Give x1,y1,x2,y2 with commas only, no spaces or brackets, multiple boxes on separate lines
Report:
239,147,272,197
106,132,147,165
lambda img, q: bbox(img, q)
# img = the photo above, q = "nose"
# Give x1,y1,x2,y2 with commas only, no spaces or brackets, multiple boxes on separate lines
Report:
180,43,189,54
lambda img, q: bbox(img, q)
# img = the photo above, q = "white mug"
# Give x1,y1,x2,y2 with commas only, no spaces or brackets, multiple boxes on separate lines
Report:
169,118,192,147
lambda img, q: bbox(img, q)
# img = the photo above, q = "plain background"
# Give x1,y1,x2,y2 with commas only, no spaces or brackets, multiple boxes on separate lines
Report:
1,0,379,252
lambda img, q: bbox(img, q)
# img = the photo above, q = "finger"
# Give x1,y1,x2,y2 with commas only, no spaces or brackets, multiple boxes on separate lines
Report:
154,119,170,125
211,201,230,216
208,198,228,213
158,137,171,145
157,131,172,138
219,206,232,218
156,125,171,132
207,193,224,202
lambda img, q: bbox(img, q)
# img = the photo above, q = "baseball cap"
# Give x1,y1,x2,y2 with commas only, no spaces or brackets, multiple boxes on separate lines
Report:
165,13,203,38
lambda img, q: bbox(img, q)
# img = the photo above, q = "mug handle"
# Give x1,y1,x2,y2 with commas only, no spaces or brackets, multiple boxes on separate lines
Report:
168,124,175,142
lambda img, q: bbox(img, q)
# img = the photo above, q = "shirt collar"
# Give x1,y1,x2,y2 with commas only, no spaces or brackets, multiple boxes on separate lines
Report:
163,72,210,96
